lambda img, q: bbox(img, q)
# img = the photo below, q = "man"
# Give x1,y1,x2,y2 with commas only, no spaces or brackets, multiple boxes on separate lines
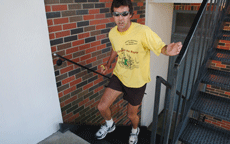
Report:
95,0,182,143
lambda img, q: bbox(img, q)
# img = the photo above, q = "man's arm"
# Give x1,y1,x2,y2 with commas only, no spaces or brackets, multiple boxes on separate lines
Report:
161,42,182,56
101,49,117,74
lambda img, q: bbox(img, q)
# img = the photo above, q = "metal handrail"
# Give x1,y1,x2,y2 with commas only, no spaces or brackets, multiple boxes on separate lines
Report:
174,0,208,67
151,0,229,144
53,53,111,79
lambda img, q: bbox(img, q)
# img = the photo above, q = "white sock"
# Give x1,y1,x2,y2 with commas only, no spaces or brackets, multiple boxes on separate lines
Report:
105,118,113,127
132,127,138,134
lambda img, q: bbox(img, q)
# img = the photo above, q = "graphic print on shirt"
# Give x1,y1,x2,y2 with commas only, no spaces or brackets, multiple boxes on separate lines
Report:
117,46,139,70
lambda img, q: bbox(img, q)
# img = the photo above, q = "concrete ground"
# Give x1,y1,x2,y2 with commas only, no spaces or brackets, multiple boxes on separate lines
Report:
38,130,90,144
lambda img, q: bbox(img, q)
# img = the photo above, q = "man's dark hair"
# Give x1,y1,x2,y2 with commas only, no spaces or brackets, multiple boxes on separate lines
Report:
111,0,134,16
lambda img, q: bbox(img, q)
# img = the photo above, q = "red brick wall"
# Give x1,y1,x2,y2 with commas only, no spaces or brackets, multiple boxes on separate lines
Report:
44,0,145,125
174,3,230,131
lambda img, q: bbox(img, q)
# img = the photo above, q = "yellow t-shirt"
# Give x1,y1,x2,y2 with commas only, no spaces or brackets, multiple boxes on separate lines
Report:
109,22,166,88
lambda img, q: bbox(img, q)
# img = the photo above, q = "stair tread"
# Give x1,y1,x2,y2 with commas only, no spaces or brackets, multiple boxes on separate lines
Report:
179,118,230,144
211,48,230,63
192,92,230,121
219,30,230,40
202,69,230,90
70,125,152,144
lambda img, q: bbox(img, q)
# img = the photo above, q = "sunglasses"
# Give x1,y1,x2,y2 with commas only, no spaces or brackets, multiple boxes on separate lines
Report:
112,11,130,17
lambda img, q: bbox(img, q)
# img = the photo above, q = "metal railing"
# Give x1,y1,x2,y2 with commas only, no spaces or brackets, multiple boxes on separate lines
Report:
150,0,229,144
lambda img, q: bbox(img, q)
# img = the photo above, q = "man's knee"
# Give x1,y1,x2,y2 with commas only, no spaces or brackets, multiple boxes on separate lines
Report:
128,113,138,120
98,102,109,113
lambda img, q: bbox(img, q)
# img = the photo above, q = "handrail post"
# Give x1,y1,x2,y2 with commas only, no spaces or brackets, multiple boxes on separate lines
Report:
163,66,179,144
150,76,162,144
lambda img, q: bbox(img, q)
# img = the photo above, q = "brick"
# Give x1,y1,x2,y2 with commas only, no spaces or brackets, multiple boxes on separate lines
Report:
64,86,77,95
85,36,96,43
49,33,55,40
70,78,82,87
63,23,77,30
71,27,84,35
79,98,90,107
57,43,71,50
75,0,87,2
88,0,99,2
101,28,110,34
56,29,70,38
61,103,72,112
69,68,81,76
50,38,63,46
48,25,62,33
83,15,95,20
69,16,83,22
52,5,68,11
95,85,104,93
83,4,94,9
95,3,105,8
73,106,84,115
62,10,76,17
79,44,90,50
84,26,95,32
57,81,62,87
97,44,106,50
77,21,90,27
69,4,81,10
225,91,230,95
105,3,111,8
80,54,91,61
45,6,51,12
62,76,75,85
47,19,53,26
101,38,110,44
77,80,88,88
72,39,85,46
91,30,101,36
66,47,78,54
97,34,106,40
60,0,74,3
45,0,59,4
76,10,88,15
86,47,97,53
102,47,111,53
73,50,85,57
78,32,90,39
60,65,74,74
86,57,97,64
92,50,102,57
96,24,106,30
71,87,83,97
46,12,61,19
58,84,69,92
83,82,94,90
91,41,101,47
100,8,109,13
64,35,78,43
89,9,100,14
96,14,105,19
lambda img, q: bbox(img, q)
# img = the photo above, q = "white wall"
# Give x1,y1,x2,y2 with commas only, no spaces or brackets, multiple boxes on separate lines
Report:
141,2,173,127
0,1,63,144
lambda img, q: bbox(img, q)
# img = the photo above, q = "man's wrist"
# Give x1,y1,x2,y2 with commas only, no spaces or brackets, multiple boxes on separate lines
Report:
165,46,169,56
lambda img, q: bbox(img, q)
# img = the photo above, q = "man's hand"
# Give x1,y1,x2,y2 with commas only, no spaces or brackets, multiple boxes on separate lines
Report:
163,42,182,56
101,64,110,75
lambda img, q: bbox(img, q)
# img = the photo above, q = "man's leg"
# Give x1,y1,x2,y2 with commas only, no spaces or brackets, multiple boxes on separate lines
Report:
98,87,122,120
96,87,122,139
127,103,140,129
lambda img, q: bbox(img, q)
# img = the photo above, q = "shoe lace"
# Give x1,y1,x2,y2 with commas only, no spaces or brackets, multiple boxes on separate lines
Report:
99,124,109,133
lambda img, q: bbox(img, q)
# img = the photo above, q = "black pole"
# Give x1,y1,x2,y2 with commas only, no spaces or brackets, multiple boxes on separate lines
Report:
53,53,111,79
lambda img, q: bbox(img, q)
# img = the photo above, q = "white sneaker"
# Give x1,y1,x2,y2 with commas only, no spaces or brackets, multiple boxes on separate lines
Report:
95,123,116,140
129,127,140,144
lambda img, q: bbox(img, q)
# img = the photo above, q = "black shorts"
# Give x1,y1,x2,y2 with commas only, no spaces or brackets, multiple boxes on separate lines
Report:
107,75,147,106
